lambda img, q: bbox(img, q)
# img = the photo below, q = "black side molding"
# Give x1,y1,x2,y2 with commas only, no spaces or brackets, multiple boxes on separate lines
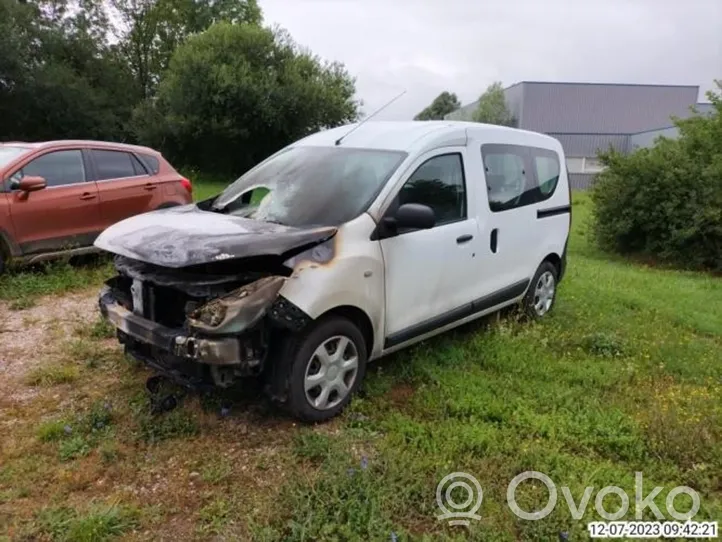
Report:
384,279,530,349
537,205,571,219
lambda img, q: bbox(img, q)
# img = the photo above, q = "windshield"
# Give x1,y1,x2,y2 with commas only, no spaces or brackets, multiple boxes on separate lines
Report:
212,146,407,227
0,146,29,169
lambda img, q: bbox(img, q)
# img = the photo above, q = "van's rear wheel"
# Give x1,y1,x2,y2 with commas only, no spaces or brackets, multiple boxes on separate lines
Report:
523,262,558,319
283,316,367,422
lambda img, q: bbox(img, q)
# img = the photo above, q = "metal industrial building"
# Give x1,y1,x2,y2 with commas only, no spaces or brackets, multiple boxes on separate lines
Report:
445,82,712,189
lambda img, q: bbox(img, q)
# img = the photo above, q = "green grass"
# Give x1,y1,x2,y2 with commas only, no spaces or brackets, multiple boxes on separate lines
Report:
33,503,139,541
0,258,113,303
193,179,230,201
1,191,720,540
25,363,80,386
255,192,722,540
183,169,231,202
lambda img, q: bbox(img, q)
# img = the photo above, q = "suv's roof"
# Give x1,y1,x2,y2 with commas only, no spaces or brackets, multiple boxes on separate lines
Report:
295,121,555,152
0,140,160,155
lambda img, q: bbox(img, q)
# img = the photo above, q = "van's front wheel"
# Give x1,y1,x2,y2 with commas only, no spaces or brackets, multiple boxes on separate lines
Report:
523,262,558,319
284,316,367,422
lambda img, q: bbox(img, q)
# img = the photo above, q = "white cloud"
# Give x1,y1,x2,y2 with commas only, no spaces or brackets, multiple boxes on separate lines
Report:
260,0,722,119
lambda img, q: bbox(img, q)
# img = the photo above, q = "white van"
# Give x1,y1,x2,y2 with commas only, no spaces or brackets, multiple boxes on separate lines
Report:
95,121,571,421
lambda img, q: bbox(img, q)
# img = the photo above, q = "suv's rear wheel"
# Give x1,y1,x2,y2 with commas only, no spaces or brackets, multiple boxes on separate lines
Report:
522,261,558,319
282,316,367,422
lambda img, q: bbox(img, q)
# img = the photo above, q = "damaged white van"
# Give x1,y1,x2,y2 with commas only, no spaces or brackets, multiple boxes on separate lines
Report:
95,121,571,421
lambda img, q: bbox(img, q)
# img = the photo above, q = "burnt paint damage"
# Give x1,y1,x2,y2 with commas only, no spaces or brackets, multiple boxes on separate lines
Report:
96,208,339,391
93,204,337,268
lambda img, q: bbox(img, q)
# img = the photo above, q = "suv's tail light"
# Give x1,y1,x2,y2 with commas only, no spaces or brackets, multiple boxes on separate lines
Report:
180,177,192,195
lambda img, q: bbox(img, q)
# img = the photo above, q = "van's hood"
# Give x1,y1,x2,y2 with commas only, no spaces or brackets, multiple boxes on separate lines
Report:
94,204,337,268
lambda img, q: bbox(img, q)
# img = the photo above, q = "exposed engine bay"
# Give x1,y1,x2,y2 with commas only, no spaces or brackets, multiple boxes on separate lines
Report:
99,234,332,390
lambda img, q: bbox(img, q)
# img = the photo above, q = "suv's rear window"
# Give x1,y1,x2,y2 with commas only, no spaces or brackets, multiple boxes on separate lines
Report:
0,146,29,168
137,153,160,174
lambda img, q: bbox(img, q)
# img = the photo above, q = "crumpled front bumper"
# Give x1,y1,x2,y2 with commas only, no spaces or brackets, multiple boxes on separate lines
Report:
98,286,242,366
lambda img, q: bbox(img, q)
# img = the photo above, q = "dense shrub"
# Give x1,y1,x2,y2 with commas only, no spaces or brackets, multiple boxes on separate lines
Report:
133,23,359,177
591,84,722,271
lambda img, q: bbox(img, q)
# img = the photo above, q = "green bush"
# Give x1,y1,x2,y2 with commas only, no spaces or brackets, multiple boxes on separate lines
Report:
591,83,722,271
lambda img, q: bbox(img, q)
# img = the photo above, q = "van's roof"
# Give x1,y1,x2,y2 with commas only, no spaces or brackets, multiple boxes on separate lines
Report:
295,121,559,152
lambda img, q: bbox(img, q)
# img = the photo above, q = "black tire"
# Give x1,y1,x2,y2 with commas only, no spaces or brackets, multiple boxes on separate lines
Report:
522,261,558,319
276,315,367,423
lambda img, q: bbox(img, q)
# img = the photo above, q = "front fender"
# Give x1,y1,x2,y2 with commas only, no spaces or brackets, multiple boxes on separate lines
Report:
279,216,386,358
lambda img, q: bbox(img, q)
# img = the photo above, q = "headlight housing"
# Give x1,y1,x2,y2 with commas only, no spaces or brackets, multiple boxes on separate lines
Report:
187,276,285,334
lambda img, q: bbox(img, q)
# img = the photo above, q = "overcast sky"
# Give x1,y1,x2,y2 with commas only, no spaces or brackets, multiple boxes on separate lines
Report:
260,0,721,120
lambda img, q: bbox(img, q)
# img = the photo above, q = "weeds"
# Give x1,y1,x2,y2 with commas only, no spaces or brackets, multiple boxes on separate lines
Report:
25,363,79,386
133,400,199,443
292,431,334,463
34,503,139,542
197,498,233,536
0,259,112,302
581,332,626,357
9,296,36,310
200,456,233,484
76,318,116,340
37,401,114,461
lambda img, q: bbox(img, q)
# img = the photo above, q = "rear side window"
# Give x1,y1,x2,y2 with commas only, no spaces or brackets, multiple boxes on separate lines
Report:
398,153,466,225
138,153,160,174
92,150,146,180
534,151,560,196
481,144,560,212
19,150,86,187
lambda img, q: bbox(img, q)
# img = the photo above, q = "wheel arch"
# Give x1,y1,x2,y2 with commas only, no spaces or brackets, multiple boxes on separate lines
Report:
541,252,562,278
0,227,19,260
316,305,374,360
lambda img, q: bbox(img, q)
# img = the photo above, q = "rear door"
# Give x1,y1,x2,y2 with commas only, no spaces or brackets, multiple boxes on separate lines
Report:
473,143,565,300
474,143,539,298
7,149,101,254
90,148,157,229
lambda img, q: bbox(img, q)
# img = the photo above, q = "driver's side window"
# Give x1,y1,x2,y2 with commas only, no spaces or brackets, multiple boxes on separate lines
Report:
396,153,466,226
10,150,85,189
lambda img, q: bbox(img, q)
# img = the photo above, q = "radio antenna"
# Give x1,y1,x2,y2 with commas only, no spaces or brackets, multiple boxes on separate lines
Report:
335,90,407,146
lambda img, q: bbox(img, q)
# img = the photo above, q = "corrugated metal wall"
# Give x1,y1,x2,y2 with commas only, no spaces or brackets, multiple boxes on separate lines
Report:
549,133,631,156
519,83,699,134
569,173,597,191
630,126,679,149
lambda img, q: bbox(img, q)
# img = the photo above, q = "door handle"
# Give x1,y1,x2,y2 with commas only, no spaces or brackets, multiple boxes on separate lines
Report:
143,183,157,191
456,234,474,244
79,192,96,200
490,228,498,253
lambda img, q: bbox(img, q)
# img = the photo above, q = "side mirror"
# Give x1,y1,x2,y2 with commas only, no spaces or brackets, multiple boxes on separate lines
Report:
395,203,435,230
13,176,47,192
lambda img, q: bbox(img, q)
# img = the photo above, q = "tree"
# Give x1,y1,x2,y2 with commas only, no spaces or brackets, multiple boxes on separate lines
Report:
591,82,722,271
0,0,140,142
134,23,359,176
414,91,460,120
472,82,515,126
110,0,262,98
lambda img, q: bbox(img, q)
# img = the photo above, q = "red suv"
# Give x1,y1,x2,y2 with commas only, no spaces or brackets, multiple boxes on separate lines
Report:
0,140,192,273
